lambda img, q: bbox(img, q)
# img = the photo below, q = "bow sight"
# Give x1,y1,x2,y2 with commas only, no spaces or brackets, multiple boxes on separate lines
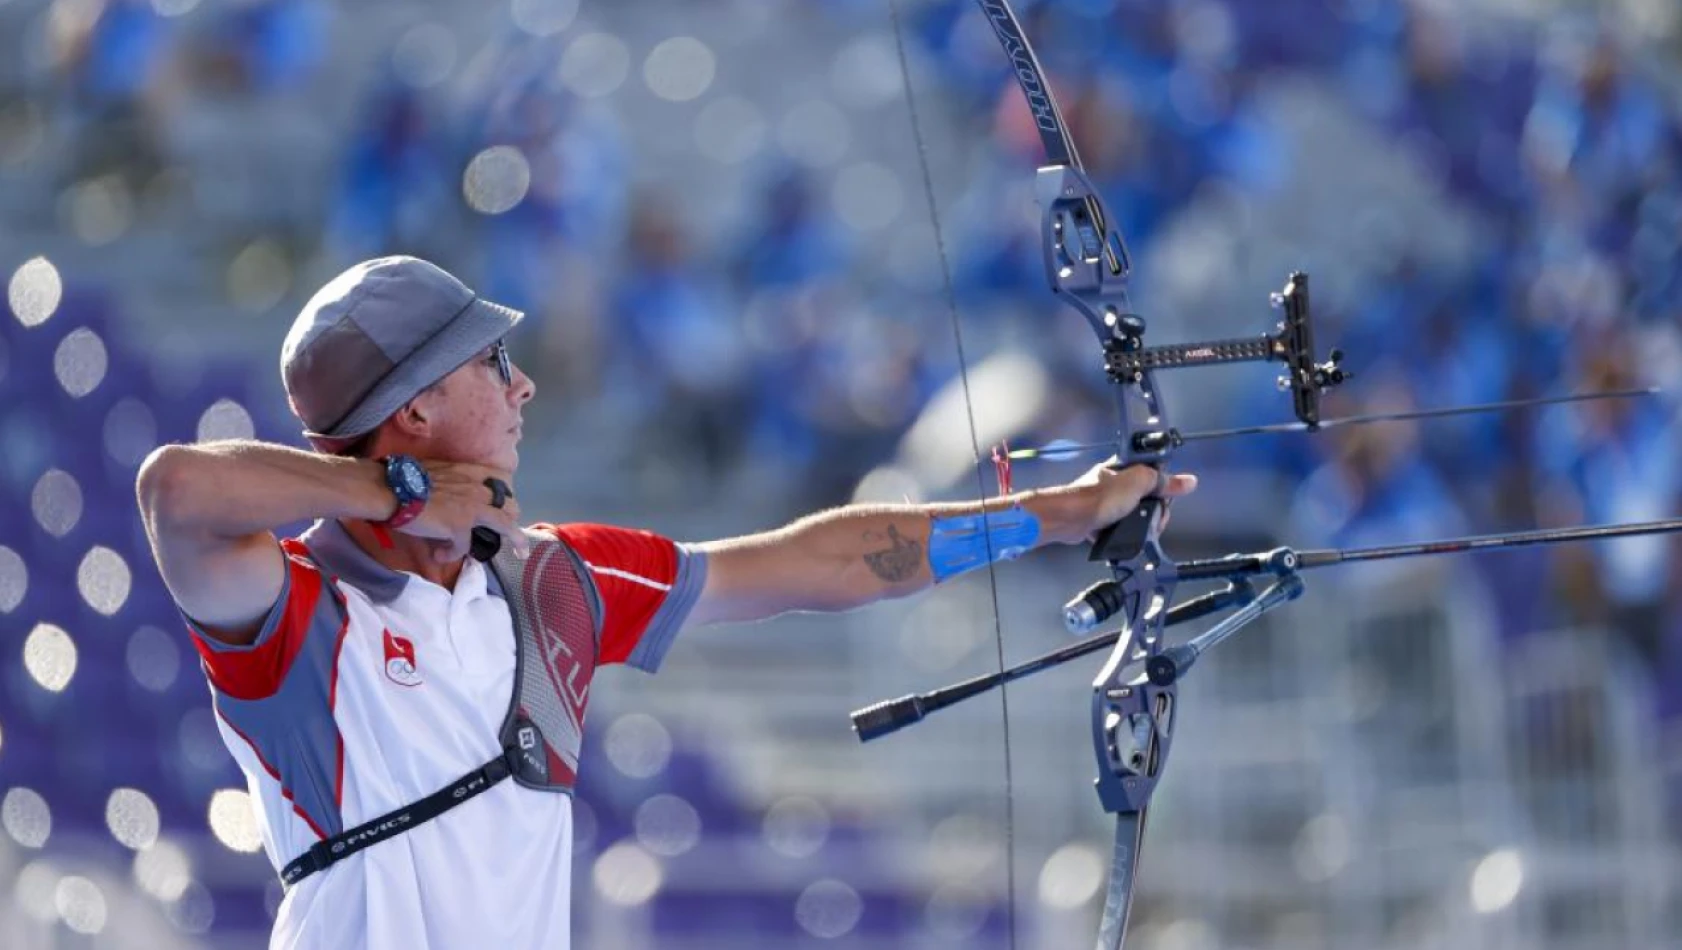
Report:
1107,272,1350,450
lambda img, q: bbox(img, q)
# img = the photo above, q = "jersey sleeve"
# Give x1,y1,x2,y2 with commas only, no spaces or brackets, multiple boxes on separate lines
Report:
178,539,352,846
535,523,707,673
183,539,347,701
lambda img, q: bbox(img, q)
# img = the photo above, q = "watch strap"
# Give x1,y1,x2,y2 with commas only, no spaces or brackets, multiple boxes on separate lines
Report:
373,455,428,531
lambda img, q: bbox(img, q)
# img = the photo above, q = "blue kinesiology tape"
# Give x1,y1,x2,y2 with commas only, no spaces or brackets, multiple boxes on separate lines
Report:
927,506,1042,583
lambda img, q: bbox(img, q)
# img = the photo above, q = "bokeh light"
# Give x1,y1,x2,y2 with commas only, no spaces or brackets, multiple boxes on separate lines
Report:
62,175,134,246
30,468,82,537
13,860,60,923
511,0,579,37
794,878,863,939
633,794,701,857
208,788,265,853
23,622,77,693
78,545,132,615
829,34,903,109
9,256,62,327
763,795,830,859
643,37,715,103
924,881,990,941
1150,919,1220,950
593,841,662,906
604,713,672,779
392,23,458,89
168,880,216,933
127,624,182,693
54,875,108,935
1471,848,1524,913
463,146,532,215
106,787,162,850
197,398,256,442
53,326,108,397
1292,813,1351,883
558,33,631,98
1037,841,1103,909
104,397,159,467
227,240,292,312
133,838,193,901
0,545,27,612
2,787,53,848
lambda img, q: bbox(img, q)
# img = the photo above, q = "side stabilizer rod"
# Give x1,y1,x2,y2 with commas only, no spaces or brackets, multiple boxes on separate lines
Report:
851,581,1256,742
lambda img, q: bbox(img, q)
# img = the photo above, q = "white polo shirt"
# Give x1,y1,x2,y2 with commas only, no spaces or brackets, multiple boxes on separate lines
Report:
184,518,705,950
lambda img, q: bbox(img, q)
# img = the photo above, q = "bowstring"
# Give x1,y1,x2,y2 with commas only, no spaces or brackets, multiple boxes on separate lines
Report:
885,1,1019,946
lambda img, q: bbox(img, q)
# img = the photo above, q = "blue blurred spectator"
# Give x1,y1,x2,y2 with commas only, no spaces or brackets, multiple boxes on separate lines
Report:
609,196,749,477
732,167,851,290
325,80,457,262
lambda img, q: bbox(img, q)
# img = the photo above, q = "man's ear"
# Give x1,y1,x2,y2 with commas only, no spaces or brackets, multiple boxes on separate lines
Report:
391,392,436,438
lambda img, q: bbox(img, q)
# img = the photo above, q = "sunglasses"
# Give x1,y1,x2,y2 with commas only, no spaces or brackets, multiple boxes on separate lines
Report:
485,338,513,387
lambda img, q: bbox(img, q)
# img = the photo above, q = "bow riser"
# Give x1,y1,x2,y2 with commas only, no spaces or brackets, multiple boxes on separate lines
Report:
1090,595,1178,815
1037,165,1137,335
1085,494,1180,808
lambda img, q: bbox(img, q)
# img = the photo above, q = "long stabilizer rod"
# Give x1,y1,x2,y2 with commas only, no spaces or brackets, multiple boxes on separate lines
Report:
1002,388,1660,461
1297,517,1682,568
1177,518,1682,582
1179,387,1658,441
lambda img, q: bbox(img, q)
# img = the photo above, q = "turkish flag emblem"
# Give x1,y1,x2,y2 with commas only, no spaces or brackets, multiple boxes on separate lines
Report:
383,629,423,687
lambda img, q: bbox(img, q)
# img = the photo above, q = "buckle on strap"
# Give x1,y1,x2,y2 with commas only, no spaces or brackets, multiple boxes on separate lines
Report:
281,839,330,887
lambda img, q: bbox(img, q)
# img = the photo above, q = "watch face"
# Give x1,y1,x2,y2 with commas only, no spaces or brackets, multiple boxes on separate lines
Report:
389,456,429,502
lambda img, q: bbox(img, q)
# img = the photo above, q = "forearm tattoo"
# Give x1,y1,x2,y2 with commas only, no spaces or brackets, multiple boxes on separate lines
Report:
862,524,923,582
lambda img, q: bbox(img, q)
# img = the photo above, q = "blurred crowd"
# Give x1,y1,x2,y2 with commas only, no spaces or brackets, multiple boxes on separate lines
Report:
18,0,1682,690
17,0,1682,682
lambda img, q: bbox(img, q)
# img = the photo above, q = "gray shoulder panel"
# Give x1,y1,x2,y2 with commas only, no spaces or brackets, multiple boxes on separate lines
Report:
626,544,707,673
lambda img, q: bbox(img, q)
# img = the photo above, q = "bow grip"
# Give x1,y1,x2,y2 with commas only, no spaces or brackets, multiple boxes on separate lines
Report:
1088,461,1169,563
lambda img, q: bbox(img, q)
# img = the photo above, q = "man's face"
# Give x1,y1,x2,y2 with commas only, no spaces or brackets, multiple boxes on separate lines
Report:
416,340,535,471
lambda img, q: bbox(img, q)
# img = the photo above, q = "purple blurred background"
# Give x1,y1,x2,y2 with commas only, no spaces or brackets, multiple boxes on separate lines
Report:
2,0,1680,947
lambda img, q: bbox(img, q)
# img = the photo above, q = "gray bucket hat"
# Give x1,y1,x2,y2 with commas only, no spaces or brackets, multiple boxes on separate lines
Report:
281,256,523,441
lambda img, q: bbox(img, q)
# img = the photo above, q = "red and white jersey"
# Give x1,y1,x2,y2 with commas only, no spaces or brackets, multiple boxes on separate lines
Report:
183,518,704,950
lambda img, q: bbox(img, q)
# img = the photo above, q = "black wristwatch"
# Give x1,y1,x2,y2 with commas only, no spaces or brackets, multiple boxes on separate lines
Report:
374,454,431,529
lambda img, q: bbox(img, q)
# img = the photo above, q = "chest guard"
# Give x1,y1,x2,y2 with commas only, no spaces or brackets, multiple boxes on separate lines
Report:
489,529,601,791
